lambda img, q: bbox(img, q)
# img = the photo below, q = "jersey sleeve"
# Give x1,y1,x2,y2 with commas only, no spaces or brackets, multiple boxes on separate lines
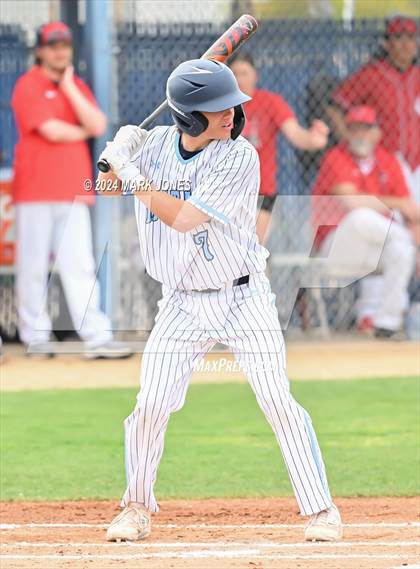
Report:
187,145,259,224
11,77,56,133
271,93,295,129
332,66,370,111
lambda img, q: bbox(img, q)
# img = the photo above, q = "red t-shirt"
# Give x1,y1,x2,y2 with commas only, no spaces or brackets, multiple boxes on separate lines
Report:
11,66,95,204
312,143,410,249
242,89,295,196
333,59,420,170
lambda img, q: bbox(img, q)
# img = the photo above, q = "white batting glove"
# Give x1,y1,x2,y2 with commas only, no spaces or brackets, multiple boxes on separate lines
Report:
98,125,148,174
98,142,129,174
117,163,149,195
113,125,148,155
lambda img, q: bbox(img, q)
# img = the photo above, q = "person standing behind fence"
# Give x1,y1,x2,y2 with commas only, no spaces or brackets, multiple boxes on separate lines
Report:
229,53,329,245
312,106,418,339
329,16,419,203
11,21,131,359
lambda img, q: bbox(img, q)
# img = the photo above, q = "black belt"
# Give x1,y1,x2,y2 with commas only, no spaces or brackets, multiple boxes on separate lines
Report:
233,275,250,287
197,275,249,293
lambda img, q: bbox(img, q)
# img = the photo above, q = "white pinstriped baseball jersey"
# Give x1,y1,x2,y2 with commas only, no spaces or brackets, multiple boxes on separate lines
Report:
132,125,268,290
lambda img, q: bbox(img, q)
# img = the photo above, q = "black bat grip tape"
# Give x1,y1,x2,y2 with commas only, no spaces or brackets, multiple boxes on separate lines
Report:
97,158,111,173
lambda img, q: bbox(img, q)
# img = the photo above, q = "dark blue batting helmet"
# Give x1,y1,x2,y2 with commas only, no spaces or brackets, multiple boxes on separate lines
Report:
166,59,251,139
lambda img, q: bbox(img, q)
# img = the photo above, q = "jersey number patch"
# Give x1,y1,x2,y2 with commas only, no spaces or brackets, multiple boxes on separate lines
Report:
193,230,214,261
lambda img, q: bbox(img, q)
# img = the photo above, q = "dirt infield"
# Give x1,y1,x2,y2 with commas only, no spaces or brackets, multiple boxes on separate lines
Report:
2,340,419,391
1,498,419,569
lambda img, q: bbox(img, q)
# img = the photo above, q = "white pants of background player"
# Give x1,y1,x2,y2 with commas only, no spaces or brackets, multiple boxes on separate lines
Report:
121,272,333,516
15,202,112,346
319,208,416,331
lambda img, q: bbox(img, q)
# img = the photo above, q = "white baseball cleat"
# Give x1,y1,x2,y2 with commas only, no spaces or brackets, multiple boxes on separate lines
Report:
106,505,151,542
304,504,343,542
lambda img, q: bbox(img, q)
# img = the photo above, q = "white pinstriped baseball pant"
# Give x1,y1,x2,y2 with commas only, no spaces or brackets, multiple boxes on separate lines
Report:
121,272,332,516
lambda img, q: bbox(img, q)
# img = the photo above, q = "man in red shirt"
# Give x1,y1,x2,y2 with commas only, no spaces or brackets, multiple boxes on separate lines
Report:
230,53,329,244
12,22,131,358
329,16,419,203
313,106,418,337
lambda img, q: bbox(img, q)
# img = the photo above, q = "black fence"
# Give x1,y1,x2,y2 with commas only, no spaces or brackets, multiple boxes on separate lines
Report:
115,18,386,195
1,18,388,180
1,18,418,335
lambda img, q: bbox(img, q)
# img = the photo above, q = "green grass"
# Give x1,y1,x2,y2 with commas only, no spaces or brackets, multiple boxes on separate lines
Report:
1,378,419,501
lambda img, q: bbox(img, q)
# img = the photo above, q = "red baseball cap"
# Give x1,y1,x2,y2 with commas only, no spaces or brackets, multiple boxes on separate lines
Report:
346,106,377,126
36,22,72,47
386,16,417,36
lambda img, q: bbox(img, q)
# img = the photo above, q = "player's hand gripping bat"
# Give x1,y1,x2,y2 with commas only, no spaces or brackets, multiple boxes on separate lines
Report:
97,14,258,173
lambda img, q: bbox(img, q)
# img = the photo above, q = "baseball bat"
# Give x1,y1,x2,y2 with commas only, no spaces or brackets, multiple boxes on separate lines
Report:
97,14,258,173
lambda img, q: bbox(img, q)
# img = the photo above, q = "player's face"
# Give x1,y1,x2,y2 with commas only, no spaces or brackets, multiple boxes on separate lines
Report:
230,61,257,97
386,33,417,69
37,42,73,72
347,123,381,158
202,108,235,140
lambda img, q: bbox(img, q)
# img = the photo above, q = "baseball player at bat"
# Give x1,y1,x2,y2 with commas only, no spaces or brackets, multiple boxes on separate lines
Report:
97,59,342,542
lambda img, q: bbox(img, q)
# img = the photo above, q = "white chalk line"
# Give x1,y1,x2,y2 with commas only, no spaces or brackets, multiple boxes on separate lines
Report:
1,521,419,529
0,552,417,560
1,540,419,548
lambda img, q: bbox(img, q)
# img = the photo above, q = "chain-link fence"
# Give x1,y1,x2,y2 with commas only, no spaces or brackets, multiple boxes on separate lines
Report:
0,3,418,340
112,15,419,337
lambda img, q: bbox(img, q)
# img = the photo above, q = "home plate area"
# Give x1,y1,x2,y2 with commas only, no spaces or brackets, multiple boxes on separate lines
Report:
1,498,419,569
